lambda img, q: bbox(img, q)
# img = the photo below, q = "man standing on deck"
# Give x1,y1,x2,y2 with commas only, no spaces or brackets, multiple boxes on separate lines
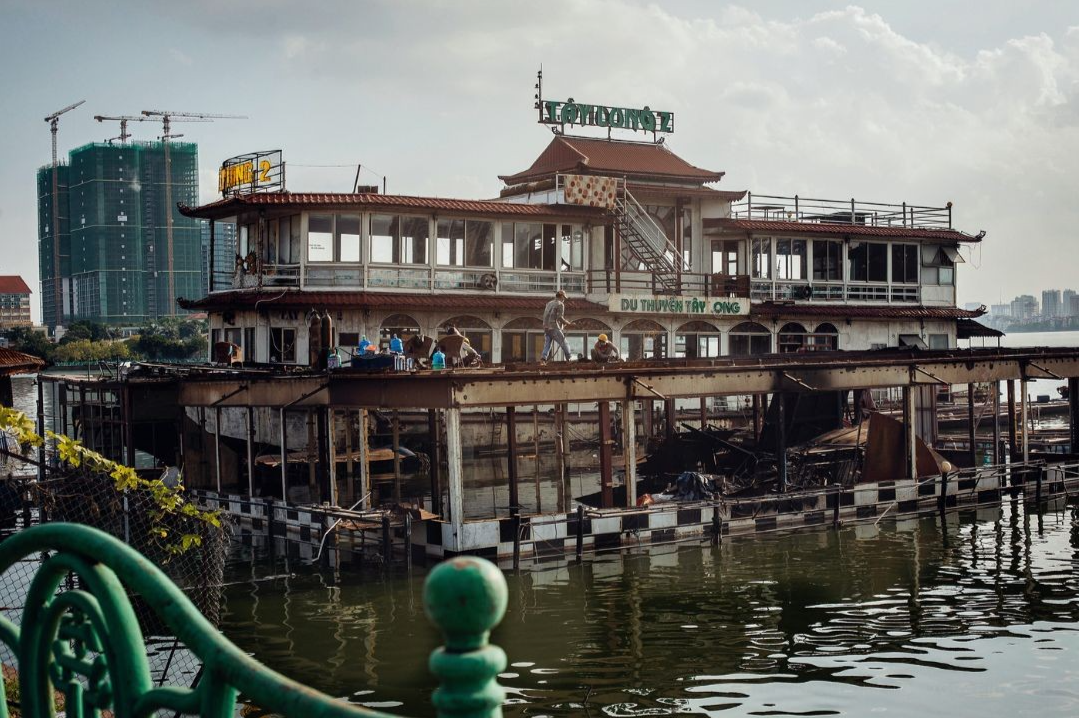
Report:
541,289,572,363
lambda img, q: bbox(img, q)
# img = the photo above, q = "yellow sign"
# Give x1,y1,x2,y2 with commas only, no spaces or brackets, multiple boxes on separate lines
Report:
218,150,284,197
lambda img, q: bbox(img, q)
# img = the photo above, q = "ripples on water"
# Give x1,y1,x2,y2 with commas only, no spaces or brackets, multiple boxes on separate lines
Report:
219,500,1079,716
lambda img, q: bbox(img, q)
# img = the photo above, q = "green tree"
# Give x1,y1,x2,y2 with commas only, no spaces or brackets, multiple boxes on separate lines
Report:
132,317,208,361
1,326,55,362
53,339,132,363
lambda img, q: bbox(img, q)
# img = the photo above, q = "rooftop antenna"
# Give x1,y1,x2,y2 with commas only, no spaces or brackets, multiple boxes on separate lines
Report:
43,99,85,329
94,114,210,144
140,109,247,315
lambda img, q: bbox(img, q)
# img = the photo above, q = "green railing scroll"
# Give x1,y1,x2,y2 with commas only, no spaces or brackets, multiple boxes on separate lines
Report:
0,523,509,718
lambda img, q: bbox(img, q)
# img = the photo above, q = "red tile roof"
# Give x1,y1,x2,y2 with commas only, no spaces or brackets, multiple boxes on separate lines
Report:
179,290,605,314
752,303,985,320
500,136,725,185
179,192,606,221
0,276,32,294
706,218,981,242
0,347,45,375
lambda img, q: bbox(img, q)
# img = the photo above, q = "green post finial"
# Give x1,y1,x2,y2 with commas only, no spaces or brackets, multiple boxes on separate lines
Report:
424,556,509,718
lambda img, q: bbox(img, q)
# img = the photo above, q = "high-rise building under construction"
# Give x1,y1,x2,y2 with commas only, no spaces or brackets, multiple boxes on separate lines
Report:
37,141,201,327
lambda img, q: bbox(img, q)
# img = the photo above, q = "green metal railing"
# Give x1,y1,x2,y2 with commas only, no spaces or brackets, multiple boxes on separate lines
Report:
0,523,508,718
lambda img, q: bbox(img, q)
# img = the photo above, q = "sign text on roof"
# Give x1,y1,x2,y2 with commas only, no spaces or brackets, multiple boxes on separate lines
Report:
534,69,673,138
219,150,284,198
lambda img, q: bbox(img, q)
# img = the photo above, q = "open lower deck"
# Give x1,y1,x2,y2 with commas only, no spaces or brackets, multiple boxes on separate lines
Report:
36,346,1079,556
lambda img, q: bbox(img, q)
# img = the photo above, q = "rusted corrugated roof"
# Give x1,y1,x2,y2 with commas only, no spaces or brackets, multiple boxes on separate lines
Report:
752,303,985,320
0,347,45,375
499,136,725,185
179,192,606,221
179,290,605,314
706,218,981,242
957,318,1004,339
0,276,32,295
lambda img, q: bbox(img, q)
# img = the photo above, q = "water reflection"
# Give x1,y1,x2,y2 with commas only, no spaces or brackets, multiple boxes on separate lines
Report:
220,499,1079,716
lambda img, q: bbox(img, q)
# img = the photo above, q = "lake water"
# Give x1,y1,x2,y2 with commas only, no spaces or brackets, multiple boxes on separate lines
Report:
221,502,1079,716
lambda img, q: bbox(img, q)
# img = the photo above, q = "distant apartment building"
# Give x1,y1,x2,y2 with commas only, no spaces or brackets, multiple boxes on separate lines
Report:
989,303,1011,318
37,140,201,330
1041,289,1061,318
1064,289,1077,317
0,276,32,329
1011,295,1038,320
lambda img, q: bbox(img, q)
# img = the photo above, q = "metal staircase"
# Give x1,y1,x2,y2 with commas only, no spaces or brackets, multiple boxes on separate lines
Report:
612,188,684,293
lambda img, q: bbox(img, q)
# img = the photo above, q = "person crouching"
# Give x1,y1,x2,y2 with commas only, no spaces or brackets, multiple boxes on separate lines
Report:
590,334,621,363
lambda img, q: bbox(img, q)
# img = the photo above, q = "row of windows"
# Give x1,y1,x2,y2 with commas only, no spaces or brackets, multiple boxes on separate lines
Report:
739,238,956,285
286,213,588,271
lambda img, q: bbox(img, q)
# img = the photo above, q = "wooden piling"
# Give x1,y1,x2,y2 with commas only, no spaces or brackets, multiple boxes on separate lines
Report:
428,409,442,516
392,410,402,504
381,514,392,564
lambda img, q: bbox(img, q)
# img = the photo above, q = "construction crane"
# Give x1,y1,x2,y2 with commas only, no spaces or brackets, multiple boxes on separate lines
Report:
140,109,247,315
43,99,85,330
93,114,209,144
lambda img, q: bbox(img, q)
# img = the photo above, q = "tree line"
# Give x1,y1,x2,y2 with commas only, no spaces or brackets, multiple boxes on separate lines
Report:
2,317,207,364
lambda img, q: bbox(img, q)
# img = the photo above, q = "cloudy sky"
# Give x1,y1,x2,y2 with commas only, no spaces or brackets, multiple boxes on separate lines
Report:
3,0,1079,320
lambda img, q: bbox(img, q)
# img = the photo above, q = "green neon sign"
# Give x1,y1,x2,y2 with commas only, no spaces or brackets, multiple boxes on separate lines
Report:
541,99,674,134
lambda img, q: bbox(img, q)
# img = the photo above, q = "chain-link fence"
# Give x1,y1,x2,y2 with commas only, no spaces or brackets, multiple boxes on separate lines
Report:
0,463,230,705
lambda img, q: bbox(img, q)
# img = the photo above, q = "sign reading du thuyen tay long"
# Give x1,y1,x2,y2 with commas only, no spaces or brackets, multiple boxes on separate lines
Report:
609,294,749,317
541,100,674,134
219,150,284,197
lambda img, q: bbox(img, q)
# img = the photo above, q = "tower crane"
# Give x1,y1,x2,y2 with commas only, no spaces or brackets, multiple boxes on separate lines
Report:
139,109,247,315
43,99,85,330
93,114,209,144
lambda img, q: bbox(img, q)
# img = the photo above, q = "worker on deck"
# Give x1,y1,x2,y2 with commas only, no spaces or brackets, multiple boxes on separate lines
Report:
461,337,483,367
590,334,621,363
541,289,572,363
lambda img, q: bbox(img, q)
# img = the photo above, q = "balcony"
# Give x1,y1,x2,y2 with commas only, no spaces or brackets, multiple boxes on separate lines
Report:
586,270,749,297
731,193,952,230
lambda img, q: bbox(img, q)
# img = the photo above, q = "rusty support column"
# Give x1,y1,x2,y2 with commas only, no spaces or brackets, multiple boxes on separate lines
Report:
359,409,371,510
344,408,354,506
506,406,519,517
664,397,676,441
622,398,637,507
36,378,44,482
555,403,568,512
307,409,317,498
775,393,787,493
752,394,763,445
967,383,977,467
641,400,653,440
122,383,135,468
446,407,464,550
214,406,222,493
315,408,328,503
699,396,708,429
904,386,917,480
279,407,288,500
598,401,614,508
532,405,541,514
391,410,402,504
428,409,442,516
1021,379,1030,463
1007,381,1017,459
246,406,256,498
1069,377,1079,455
992,381,1002,465
327,408,338,507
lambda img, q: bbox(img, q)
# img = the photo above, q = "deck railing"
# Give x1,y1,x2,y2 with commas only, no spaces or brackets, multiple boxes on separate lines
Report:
0,523,509,718
731,193,953,230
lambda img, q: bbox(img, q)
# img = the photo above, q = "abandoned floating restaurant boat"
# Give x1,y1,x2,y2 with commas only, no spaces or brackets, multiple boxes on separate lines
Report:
35,87,1079,561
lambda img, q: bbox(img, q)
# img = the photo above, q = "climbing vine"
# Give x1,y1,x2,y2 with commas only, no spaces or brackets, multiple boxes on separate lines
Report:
0,405,220,555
